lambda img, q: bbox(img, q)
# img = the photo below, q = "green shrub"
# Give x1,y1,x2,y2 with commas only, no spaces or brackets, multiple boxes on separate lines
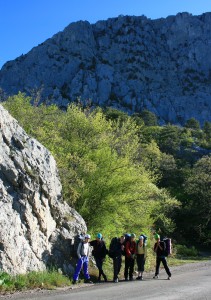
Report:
175,244,198,257
0,270,71,292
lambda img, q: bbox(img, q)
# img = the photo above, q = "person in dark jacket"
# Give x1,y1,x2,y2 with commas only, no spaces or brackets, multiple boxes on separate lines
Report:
153,233,171,280
90,233,107,282
109,235,125,283
124,233,136,281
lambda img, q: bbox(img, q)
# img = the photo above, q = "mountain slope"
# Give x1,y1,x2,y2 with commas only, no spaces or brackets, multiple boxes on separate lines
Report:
1,13,211,125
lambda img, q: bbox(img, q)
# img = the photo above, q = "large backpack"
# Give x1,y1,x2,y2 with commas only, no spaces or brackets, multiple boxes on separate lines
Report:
108,237,118,258
163,238,172,257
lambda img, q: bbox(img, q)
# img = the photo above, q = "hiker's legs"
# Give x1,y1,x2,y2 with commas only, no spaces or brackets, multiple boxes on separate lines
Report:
113,256,121,280
82,257,90,280
113,257,118,280
140,254,145,272
95,257,103,277
137,254,145,276
161,257,171,277
117,256,122,275
129,258,135,279
124,256,130,279
95,257,106,280
155,256,161,276
73,258,83,281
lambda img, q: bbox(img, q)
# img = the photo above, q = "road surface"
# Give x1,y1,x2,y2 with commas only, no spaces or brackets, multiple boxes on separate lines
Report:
1,261,211,300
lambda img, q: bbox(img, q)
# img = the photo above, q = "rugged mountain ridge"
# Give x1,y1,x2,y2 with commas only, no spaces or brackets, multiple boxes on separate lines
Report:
1,12,211,125
0,104,86,274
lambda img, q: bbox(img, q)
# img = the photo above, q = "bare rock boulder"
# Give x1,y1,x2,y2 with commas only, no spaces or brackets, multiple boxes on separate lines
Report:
0,104,86,274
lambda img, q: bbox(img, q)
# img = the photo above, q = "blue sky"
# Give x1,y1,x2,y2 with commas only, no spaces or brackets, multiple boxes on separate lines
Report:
0,0,211,69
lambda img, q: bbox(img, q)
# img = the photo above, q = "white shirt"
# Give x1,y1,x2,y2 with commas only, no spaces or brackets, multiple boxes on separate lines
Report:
83,242,89,256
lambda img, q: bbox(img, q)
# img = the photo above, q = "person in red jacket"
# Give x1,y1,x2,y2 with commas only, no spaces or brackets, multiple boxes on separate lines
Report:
124,233,136,281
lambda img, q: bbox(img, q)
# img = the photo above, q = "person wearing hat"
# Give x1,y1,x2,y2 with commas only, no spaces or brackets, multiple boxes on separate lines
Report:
124,233,136,281
136,235,147,280
72,234,93,284
90,233,108,282
153,233,171,280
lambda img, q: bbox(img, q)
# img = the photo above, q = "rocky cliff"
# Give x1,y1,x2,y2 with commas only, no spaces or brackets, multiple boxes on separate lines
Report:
0,104,86,274
1,12,211,125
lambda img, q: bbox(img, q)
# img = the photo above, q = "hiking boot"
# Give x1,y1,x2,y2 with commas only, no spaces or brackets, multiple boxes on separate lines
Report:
85,279,93,284
103,274,108,282
140,276,143,280
97,277,101,283
114,278,118,283
125,278,128,281
168,276,171,280
136,276,141,280
153,275,159,279
129,277,134,281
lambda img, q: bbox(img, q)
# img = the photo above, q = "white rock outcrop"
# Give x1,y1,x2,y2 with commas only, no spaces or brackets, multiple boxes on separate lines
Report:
0,104,86,274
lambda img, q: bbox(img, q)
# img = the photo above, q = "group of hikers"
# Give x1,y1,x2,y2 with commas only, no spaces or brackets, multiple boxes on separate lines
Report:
72,232,171,284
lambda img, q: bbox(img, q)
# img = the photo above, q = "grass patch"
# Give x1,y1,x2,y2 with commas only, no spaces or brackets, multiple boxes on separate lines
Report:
0,270,71,293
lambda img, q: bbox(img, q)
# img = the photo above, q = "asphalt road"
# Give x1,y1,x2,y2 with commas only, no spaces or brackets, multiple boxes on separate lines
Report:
1,261,211,300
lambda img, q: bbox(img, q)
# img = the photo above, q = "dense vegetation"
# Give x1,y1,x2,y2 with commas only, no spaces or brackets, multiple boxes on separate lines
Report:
3,93,211,247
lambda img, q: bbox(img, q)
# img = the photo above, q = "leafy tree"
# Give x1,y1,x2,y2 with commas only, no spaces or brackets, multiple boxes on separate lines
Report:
158,125,181,155
131,113,145,127
139,109,158,126
140,126,162,144
103,107,129,123
203,121,211,139
183,155,211,244
138,140,162,180
3,94,178,237
185,118,200,130
158,153,178,189
180,127,194,148
150,188,179,237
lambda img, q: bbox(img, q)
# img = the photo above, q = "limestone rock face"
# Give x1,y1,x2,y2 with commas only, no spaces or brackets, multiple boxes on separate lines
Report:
0,104,86,274
1,13,211,125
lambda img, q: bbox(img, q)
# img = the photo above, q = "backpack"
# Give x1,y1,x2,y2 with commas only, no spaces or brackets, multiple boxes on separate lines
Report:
122,234,131,256
71,234,85,258
163,238,172,257
140,234,148,246
108,237,118,258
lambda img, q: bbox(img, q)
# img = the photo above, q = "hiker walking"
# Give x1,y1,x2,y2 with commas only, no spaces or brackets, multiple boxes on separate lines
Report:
124,233,136,281
108,235,125,283
72,234,93,284
153,233,171,280
90,233,107,282
136,235,147,280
